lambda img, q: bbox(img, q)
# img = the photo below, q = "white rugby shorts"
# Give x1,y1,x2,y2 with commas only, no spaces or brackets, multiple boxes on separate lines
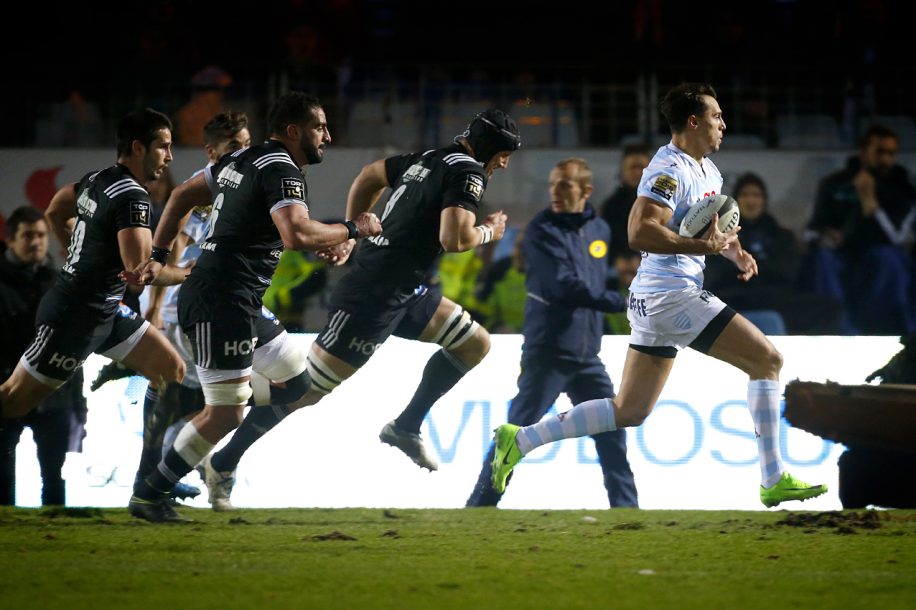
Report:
627,285,727,349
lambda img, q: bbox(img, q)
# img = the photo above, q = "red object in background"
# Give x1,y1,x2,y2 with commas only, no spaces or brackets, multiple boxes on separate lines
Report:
0,214,5,239
25,166,63,210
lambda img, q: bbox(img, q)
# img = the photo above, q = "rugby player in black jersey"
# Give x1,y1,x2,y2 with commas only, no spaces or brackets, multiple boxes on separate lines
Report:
0,109,188,441
127,92,381,522
196,109,521,502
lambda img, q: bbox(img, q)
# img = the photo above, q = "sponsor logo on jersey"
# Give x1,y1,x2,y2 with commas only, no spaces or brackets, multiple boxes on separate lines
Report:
403,163,430,182
77,191,97,217
588,240,607,259
464,174,484,200
281,177,305,200
217,163,244,189
650,174,678,200
129,201,150,226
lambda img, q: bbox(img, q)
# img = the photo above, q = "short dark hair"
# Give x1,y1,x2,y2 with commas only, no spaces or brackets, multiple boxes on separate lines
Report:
6,206,46,238
859,124,898,149
116,108,172,157
659,83,718,133
204,111,249,147
268,92,322,136
733,172,768,203
621,143,651,159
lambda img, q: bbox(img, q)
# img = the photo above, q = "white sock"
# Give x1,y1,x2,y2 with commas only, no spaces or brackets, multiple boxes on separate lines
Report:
173,422,215,471
747,379,785,487
517,398,617,455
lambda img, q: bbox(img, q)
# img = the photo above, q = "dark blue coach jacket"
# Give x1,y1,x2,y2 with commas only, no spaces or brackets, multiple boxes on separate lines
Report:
522,203,625,362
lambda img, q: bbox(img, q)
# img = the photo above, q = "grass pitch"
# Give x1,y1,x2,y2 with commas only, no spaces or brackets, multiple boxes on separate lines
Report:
1,506,914,610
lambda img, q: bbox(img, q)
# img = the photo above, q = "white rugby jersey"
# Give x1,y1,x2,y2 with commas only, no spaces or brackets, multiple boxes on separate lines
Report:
630,143,724,293
159,210,210,324
159,166,211,324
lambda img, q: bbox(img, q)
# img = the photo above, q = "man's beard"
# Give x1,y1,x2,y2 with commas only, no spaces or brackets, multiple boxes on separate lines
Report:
302,143,323,165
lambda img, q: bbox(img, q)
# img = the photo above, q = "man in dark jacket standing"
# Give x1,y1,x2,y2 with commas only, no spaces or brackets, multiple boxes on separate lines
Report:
0,206,86,506
467,158,638,507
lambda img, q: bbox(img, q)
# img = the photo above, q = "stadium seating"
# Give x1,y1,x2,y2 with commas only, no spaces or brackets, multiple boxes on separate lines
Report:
346,98,421,149
509,100,581,147
776,114,843,149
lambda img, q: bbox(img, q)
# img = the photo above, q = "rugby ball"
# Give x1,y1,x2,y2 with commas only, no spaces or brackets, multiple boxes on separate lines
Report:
678,194,740,238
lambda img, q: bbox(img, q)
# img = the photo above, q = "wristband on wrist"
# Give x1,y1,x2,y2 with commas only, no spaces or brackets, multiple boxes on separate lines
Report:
149,246,170,264
343,220,359,240
476,224,494,246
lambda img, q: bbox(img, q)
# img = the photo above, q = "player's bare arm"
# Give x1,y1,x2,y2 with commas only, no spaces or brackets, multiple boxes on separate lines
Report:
45,183,78,251
142,231,190,326
118,227,191,287
272,203,381,252
628,196,738,255
154,174,211,251
316,159,389,266
346,159,389,219
440,206,507,252
126,174,211,285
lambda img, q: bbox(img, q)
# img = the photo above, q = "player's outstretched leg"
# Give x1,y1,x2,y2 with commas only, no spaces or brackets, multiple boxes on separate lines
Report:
760,472,828,508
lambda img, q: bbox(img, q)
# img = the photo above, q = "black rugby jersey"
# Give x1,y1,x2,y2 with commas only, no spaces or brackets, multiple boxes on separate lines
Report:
53,164,153,316
352,143,488,287
190,140,309,304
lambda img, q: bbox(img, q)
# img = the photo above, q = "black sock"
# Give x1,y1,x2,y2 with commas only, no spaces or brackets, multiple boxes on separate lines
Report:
135,385,176,479
210,404,292,472
135,448,195,500
394,349,469,433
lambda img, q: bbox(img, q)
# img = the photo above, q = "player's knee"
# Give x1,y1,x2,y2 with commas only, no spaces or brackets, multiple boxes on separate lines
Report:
616,399,651,427
305,350,345,397
269,370,311,405
438,307,482,356
201,380,252,407
751,346,783,378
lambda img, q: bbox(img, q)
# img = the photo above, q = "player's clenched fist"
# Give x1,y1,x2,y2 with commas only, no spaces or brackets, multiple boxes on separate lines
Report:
483,210,508,242
354,212,382,237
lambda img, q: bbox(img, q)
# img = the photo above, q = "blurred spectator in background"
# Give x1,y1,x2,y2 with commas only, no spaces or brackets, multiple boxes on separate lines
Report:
174,66,232,146
33,89,104,147
437,249,489,323
476,230,526,333
0,206,86,506
705,173,844,334
802,125,916,334
601,143,651,261
262,250,328,333
605,251,642,335
467,158,636,508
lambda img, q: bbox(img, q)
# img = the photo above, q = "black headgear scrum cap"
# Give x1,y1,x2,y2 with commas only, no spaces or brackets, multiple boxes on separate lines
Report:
458,109,521,164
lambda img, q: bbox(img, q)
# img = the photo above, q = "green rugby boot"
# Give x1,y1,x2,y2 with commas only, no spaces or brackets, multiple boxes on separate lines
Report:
760,471,828,508
491,424,522,493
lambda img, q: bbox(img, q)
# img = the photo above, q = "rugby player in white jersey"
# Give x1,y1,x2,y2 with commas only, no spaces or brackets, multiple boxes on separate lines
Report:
490,83,828,508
